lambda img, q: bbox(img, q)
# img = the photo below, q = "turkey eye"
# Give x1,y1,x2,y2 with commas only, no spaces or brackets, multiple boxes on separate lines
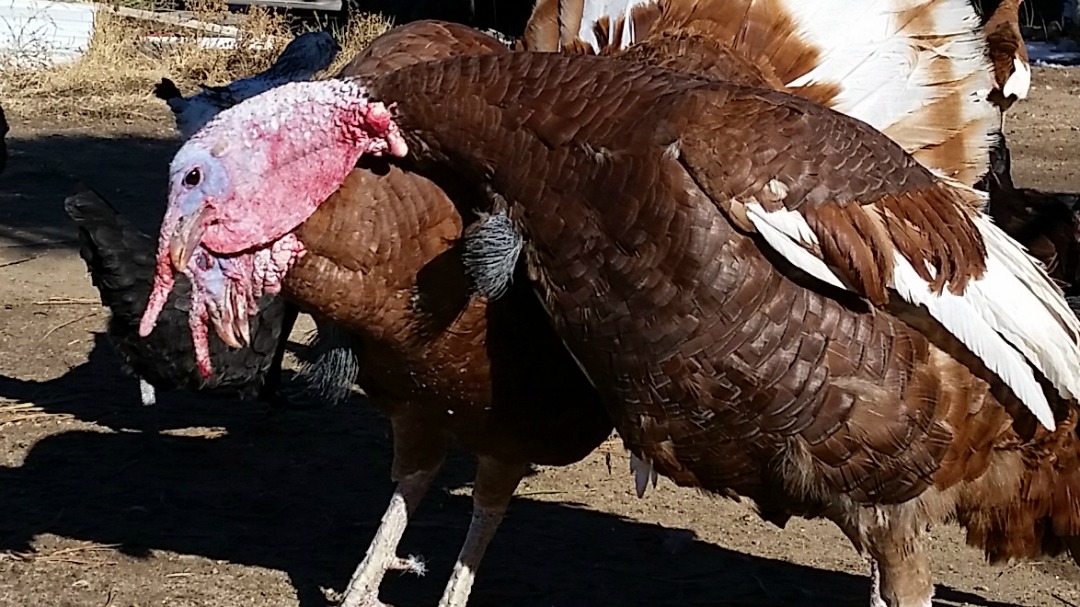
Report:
183,168,202,188
196,253,213,271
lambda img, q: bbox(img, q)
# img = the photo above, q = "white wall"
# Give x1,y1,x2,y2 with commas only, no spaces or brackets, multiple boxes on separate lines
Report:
0,0,96,66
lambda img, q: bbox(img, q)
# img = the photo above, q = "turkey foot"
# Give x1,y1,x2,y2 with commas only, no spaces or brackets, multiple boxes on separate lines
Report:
338,468,437,607
436,457,528,607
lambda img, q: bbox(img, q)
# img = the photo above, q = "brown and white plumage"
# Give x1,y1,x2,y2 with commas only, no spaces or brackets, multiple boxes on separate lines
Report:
522,0,999,186
983,0,1031,115
135,3,1062,600
517,0,1074,429
371,51,1080,605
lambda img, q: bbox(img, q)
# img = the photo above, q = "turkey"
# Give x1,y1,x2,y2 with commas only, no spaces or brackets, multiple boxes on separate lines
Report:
154,30,341,139
65,186,295,411
145,10,1080,607
977,134,1080,294
144,21,612,607
983,0,1031,122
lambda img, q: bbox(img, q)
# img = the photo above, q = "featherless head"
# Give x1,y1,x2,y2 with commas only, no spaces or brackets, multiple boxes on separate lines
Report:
168,77,405,256
153,77,183,102
140,78,402,376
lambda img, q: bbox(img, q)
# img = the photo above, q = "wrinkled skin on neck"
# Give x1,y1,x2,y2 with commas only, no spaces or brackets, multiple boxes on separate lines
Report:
139,78,408,377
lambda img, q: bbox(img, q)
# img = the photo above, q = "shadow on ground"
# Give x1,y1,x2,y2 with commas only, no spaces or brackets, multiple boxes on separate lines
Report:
0,336,1021,607
1,133,178,255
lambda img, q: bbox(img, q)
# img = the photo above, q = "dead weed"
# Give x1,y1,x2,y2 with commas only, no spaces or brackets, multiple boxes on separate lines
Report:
0,0,391,122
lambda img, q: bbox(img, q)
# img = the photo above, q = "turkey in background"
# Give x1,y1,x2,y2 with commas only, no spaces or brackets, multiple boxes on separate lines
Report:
65,186,298,416
153,30,341,139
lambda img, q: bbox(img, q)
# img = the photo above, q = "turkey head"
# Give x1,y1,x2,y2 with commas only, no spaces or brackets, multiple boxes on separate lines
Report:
139,79,407,376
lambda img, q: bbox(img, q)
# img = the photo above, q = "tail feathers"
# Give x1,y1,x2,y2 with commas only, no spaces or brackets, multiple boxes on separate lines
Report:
523,0,998,186
969,215,1080,410
64,186,157,315
522,0,561,51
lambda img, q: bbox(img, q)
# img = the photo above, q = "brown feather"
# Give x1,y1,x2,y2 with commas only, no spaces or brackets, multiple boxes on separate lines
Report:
521,0,561,52
672,85,987,298
338,20,510,78
288,162,610,467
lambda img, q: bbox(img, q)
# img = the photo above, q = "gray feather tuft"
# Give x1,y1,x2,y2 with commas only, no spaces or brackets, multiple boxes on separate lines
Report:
461,212,522,301
292,319,361,406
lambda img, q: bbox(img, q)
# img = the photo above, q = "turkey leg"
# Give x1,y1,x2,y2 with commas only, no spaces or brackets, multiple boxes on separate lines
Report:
437,456,529,607
338,412,446,607
865,519,933,607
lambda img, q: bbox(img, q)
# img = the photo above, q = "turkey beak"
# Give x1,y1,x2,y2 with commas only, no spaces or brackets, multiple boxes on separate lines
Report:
169,206,208,272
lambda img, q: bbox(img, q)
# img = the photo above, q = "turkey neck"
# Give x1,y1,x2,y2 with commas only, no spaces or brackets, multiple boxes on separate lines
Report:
364,51,708,181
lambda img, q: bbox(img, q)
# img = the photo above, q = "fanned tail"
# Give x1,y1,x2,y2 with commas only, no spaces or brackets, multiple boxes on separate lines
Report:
523,0,998,186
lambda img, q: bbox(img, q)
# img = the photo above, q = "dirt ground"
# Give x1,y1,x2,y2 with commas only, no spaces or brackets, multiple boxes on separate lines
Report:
1,67,1079,607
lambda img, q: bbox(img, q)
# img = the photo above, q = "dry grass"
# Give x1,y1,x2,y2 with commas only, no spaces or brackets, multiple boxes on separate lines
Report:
323,8,393,75
0,0,392,122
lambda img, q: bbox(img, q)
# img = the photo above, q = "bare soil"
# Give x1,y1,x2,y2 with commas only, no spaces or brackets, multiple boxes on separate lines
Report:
1,68,1079,607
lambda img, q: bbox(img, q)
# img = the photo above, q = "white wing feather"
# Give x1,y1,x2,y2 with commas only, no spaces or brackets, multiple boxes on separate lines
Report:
745,200,1080,431
1002,56,1032,100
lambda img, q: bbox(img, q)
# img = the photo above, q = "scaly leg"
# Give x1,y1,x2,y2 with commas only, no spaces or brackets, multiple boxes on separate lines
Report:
338,469,437,607
865,518,933,607
437,456,529,607
338,412,446,607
